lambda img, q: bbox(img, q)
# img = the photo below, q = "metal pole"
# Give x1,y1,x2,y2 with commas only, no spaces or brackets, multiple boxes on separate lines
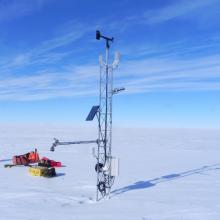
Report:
104,41,109,162
96,56,102,201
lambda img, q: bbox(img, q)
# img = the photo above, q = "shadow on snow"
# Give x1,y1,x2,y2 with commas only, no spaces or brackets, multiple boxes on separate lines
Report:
112,164,220,196
55,173,66,177
0,159,11,163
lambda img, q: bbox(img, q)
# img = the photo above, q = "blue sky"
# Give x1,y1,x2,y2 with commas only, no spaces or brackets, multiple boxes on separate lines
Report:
0,0,220,128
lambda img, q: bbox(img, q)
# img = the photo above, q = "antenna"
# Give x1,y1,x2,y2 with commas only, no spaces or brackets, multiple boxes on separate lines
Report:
50,30,125,201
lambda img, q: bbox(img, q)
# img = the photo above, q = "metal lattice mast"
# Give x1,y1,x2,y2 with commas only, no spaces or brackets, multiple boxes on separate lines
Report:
50,30,124,202
96,31,113,200
96,30,124,201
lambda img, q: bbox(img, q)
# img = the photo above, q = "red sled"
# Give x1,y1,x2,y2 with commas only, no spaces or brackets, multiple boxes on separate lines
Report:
39,157,62,167
12,149,40,166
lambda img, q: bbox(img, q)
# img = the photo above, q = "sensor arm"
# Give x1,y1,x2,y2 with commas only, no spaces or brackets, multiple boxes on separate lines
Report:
50,138,99,151
112,87,125,95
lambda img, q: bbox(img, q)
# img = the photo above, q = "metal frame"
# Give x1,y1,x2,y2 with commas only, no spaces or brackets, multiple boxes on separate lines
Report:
50,30,124,201
96,34,114,200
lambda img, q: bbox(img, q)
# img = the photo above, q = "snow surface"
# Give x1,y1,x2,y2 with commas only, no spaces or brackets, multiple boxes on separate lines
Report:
0,124,220,220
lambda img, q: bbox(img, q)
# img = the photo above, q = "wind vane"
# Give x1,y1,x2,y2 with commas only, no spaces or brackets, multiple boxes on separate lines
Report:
50,30,125,201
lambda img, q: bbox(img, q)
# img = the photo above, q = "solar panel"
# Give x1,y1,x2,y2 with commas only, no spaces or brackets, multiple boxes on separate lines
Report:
86,105,99,121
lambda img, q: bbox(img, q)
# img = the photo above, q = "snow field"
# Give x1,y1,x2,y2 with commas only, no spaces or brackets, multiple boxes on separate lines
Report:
0,125,220,220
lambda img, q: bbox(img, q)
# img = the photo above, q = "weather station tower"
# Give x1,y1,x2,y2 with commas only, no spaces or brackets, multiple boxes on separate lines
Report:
50,30,125,201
